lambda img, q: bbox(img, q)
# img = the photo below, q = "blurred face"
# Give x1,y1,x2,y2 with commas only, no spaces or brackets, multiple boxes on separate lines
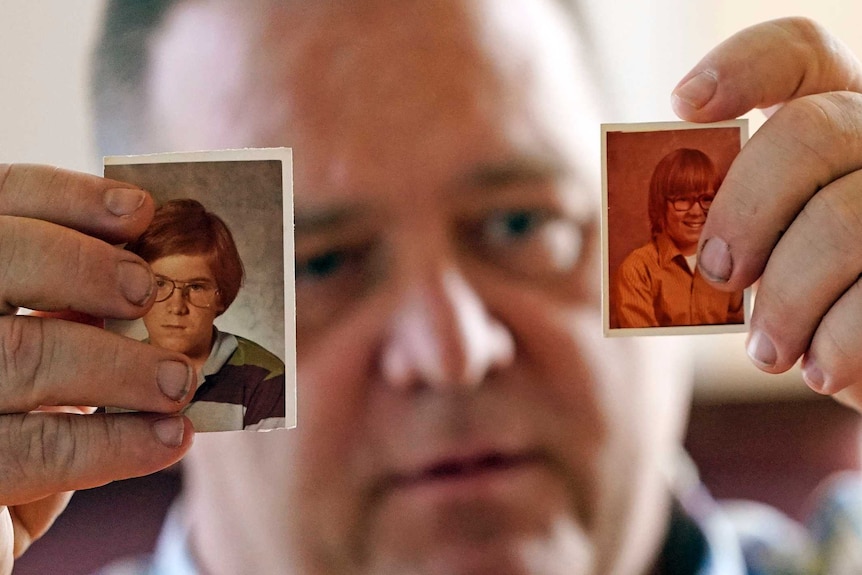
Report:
664,191,713,256
143,253,221,361
146,1,691,574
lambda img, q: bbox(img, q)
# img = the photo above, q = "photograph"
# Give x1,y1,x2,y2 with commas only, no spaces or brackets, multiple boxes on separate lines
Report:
602,120,750,336
104,148,295,431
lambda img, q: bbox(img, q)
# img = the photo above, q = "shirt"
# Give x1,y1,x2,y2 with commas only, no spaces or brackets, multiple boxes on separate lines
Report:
613,233,744,328
94,472,862,574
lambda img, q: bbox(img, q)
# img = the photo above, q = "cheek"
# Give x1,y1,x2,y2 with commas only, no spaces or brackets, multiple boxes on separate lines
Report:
289,291,395,545
142,307,162,329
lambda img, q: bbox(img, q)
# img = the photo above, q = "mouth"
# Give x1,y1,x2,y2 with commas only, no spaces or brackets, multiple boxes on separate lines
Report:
385,451,547,497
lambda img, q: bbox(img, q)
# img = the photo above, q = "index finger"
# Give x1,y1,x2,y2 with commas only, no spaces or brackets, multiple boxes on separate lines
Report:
671,18,862,123
0,164,155,244
668,18,862,291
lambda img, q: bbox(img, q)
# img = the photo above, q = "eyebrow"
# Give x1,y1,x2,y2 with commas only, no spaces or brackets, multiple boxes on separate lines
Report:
458,157,569,190
294,203,373,234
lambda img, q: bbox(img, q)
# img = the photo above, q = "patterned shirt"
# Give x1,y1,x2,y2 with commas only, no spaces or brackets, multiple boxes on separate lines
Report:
182,329,286,432
613,232,744,328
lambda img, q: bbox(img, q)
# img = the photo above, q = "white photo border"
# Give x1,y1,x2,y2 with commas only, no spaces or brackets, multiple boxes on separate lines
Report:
105,148,296,430
601,120,750,337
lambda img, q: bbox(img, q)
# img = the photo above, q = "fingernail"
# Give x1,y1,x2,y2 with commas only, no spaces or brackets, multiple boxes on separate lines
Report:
801,357,826,392
105,188,146,217
747,331,778,369
152,416,185,448
673,70,718,111
117,260,154,306
699,237,732,283
157,360,192,401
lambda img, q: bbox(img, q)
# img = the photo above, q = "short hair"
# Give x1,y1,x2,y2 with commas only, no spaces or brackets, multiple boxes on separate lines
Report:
125,199,245,314
646,148,721,238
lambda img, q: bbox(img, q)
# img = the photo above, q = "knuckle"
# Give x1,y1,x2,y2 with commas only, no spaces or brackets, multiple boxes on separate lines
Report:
0,317,49,411
778,16,829,49
821,281,862,362
0,165,43,217
774,95,862,181
28,416,77,479
0,413,122,500
0,415,75,492
800,175,862,258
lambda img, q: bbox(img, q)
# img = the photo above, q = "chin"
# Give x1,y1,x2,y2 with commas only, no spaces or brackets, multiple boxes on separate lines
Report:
363,502,596,575
369,535,596,575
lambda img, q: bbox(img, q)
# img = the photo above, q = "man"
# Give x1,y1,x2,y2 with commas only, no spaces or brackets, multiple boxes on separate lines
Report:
2,2,862,574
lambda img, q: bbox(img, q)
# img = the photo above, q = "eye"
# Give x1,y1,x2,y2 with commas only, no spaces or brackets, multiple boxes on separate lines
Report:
155,278,169,289
461,208,585,279
296,250,347,282
187,283,206,292
485,210,542,243
295,243,381,334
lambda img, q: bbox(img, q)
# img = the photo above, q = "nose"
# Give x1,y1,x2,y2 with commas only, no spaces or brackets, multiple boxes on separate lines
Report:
381,267,515,391
165,287,190,314
688,199,707,216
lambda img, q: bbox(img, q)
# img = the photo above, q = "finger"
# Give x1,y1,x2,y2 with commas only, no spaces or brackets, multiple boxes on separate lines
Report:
0,316,195,413
10,491,73,558
0,412,193,506
0,509,11,575
671,17,862,121
693,91,862,292
0,217,156,316
0,164,155,244
798,275,862,395
743,169,862,372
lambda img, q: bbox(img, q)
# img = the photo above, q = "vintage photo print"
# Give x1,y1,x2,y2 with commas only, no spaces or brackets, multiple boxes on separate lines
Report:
104,148,295,432
602,120,750,336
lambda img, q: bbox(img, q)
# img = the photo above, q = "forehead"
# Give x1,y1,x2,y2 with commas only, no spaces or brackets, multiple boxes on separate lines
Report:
149,0,600,206
151,253,216,279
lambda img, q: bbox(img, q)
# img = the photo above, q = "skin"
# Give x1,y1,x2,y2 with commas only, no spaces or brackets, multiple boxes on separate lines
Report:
663,192,712,256
0,6,861,575
144,254,223,373
152,1,688,574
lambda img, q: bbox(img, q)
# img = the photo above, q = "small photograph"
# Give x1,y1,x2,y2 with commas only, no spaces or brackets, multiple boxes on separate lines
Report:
104,149,295,431
602,120,750,336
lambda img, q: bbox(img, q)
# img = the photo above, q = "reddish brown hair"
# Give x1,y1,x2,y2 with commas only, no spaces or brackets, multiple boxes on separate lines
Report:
647,148,721,237
126,198,244,314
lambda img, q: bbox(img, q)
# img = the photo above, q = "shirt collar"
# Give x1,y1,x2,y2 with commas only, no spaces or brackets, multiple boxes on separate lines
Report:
654,232,689,270
150,501,198,575
198,328,238,385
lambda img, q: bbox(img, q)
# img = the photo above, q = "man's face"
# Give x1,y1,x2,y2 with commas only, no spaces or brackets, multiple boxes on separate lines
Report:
664,191,713,256
147,1,691,573
143,253,221,360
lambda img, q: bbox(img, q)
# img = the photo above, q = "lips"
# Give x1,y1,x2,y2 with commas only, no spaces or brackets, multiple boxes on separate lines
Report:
386,450,546,492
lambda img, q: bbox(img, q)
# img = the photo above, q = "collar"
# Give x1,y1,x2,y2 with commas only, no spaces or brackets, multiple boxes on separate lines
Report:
654,232,690,271
149,501,198,575
198,328,238,385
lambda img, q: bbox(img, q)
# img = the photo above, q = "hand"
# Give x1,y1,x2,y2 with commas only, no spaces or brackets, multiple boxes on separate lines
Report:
671,18,862,409
0,164,196,573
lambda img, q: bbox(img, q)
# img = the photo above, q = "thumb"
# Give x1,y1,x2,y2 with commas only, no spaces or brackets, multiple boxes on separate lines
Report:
671,17,862,122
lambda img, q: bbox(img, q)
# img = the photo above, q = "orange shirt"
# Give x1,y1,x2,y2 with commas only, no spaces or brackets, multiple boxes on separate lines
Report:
613,233,744,328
